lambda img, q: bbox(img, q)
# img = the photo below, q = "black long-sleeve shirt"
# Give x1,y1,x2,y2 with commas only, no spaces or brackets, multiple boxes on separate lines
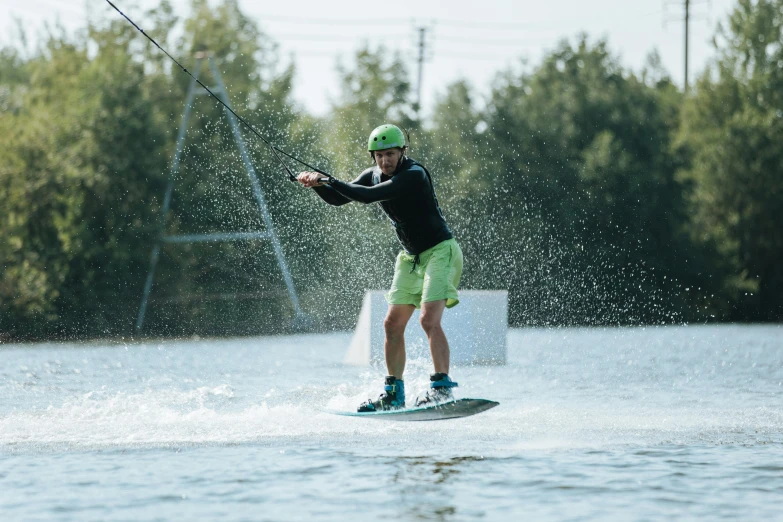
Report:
313,157,453,255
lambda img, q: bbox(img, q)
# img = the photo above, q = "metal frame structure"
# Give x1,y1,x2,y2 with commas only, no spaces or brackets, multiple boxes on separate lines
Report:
136,56,306,331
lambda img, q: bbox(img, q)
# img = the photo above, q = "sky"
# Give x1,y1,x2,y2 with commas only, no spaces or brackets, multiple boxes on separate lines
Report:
0,0,737,117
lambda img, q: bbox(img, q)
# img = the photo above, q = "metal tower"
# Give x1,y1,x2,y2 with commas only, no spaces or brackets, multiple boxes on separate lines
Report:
136,55,308,331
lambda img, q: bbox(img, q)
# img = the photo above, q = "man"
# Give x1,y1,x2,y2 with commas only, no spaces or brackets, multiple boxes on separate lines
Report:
297,124,463,412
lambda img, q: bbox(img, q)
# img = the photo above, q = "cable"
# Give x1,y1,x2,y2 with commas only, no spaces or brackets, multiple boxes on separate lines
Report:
104,0,331,181
435,34,561,47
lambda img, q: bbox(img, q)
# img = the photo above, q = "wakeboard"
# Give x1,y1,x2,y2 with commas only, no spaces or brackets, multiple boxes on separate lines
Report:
326,398,498,421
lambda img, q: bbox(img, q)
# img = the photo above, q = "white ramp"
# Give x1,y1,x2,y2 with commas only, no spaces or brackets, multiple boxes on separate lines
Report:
344,290,507,366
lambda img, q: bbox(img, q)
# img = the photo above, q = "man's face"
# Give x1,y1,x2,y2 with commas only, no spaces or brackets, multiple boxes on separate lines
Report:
373,148,404,175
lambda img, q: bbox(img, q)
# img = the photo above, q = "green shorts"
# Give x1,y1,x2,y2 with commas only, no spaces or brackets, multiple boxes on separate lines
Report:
386,238,463,309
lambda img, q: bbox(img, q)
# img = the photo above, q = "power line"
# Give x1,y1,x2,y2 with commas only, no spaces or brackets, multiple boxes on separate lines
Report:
266,33,409,43
436,34,560,47
255,14,410,25
253,11,666,32
434,50,532,61
435,8,664,30
267,31,560,49
12,0,84,18
2,2,84,23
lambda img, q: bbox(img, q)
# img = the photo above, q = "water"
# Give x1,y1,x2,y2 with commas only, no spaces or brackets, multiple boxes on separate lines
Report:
1,325,781,521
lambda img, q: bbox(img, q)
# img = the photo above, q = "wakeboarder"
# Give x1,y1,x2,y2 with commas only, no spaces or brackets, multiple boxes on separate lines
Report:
298,124,463,412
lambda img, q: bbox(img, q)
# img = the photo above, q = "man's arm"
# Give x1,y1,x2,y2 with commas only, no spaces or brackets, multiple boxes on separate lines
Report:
312,185,351,206
328,167,426,204
300,170,373,206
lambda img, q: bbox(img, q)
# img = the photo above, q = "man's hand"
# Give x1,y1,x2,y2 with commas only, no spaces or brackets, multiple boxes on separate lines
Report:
297,171,326,188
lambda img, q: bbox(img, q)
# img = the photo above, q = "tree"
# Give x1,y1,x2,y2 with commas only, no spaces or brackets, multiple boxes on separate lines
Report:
140,0,304,336
0,0,311,339
679,0,783,321
481,37,704,325
0,19,170,339
415,80,497,296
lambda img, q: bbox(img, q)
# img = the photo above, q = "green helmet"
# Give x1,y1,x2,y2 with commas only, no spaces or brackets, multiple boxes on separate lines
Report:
367,124,406,151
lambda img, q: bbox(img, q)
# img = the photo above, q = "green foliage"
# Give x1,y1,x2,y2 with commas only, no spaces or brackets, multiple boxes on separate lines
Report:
130,0,310,336
1,0,781,341
328,45,415,173
0,19,170,339
466,37,707,325
679,0,783,320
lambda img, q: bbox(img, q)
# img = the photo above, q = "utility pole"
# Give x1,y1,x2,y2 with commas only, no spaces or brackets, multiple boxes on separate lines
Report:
684,0,690,94
414,25,427,120
665,0,709,95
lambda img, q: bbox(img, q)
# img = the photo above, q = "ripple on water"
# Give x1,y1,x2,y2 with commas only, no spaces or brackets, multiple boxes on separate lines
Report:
0,327,781,521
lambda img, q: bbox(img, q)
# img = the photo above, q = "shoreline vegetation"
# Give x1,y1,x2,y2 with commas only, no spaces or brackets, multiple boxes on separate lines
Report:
1,0,782,342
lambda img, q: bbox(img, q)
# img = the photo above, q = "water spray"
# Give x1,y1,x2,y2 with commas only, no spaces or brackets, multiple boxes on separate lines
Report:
104,0,331,182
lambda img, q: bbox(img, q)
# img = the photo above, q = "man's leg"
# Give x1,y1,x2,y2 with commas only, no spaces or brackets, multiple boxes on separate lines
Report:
384,304,416,378
419,299,449,374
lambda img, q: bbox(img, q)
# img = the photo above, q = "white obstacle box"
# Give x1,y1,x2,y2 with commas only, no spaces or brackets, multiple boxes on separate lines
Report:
344,290,508,366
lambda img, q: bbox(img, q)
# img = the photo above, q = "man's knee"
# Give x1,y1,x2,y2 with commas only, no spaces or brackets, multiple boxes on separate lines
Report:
384,313,408,338
419,312,443,335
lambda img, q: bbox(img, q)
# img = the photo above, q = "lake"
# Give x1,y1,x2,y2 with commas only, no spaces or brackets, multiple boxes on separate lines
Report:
1,325,781,521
